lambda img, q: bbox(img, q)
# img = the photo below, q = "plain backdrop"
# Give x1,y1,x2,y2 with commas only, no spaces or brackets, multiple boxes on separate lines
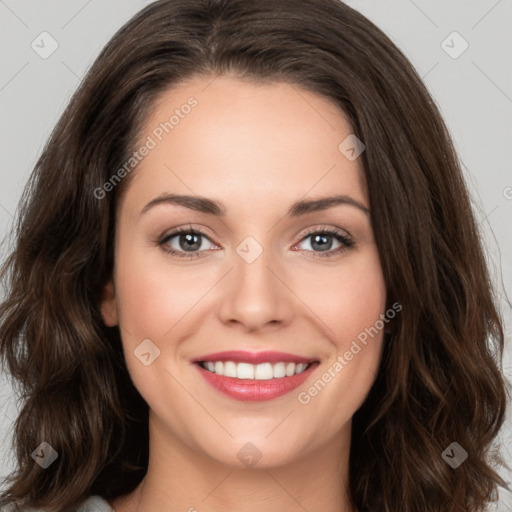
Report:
0,0,511,509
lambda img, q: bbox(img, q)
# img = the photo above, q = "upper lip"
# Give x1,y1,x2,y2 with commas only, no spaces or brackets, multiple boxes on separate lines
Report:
192,350,316,365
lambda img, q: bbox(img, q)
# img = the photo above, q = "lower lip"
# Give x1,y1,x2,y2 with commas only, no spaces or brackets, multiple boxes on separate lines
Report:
194,362,319,401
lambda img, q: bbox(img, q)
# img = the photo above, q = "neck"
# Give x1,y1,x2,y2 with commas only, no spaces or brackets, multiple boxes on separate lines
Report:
112,411,355,512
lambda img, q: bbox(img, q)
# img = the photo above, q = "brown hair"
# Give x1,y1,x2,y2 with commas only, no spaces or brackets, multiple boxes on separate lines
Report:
0,0,508,510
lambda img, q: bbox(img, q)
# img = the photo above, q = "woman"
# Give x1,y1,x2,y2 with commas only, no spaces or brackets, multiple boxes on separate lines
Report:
0,0,508,511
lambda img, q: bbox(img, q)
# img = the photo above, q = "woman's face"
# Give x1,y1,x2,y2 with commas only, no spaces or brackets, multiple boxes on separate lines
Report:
101,75,387,469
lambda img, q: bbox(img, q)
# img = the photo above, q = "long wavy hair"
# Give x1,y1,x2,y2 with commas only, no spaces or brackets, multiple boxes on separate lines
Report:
0,0,508,510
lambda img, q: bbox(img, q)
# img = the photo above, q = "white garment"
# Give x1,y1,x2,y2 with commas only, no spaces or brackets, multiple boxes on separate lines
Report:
77,496,114,512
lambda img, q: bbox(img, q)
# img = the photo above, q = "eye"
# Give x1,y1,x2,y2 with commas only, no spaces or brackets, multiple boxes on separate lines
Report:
294,226,354,258
157,225,355,260
158,226,217,259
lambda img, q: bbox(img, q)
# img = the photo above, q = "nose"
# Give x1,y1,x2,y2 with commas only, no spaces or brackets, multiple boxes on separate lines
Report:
217,242,294,332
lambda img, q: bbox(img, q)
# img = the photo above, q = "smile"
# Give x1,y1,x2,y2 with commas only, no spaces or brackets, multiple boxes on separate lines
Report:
192,350,319,401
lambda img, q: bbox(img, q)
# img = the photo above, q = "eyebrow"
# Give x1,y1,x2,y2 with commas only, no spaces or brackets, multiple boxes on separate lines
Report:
140,193,370,217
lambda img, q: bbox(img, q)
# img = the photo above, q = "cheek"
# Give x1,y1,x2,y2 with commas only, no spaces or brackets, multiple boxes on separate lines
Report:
334,268,386,343
114,243,201,341
115,262,170,339
292,250,386,420
113,249,188,407
112,244,220,397
293,250,387,343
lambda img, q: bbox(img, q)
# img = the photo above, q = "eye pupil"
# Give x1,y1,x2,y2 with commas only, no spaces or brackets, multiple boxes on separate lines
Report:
180,233,201,251
311,234,332,251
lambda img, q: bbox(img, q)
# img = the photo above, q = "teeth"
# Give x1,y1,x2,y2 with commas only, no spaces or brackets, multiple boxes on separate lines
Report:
201,361,311,379
273,362,286,378
254,363,273,380
285,362,296,376
237,362,255,379
295,363,308,374
223,361,237,377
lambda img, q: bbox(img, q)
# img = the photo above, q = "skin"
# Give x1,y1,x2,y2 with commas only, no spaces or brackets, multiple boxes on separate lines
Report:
101,74,387,512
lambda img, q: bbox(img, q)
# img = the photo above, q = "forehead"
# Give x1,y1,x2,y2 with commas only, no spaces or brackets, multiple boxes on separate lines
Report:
121,75,368,217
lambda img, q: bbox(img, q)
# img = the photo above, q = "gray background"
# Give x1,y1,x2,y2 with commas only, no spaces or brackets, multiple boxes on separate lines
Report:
0,0,511,509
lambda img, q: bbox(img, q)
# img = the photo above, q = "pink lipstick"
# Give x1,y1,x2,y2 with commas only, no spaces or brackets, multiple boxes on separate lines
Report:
192,350,319,401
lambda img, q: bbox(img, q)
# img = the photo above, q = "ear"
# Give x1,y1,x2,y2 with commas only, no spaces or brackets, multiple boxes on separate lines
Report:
100,280,118,326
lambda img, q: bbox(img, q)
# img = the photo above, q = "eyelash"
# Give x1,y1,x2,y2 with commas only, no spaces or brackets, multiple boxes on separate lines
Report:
157,225,354,260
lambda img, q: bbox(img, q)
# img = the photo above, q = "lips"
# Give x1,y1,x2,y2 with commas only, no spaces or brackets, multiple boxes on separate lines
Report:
192,350,319,401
